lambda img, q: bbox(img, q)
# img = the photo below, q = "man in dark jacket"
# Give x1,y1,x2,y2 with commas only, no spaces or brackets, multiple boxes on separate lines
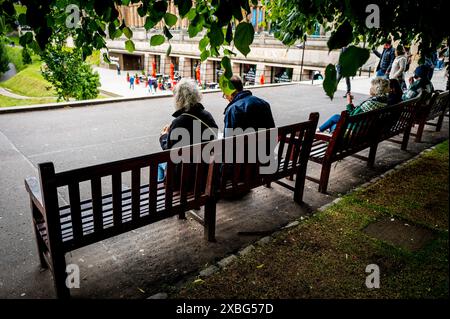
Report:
373,40,395,78
223,75,275,137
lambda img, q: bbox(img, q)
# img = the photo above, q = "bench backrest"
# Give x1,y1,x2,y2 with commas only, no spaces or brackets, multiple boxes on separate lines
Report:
327,96,421,160
427,90,449,120
215,113,319,197
38,141,215,252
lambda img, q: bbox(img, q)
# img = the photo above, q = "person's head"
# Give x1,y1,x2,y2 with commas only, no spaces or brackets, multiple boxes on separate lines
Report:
414,65,429,80
389,78,402,95
395,45,405,56
223,75,244,102
384,39,392,48
369,77,390,96
173,78,202,112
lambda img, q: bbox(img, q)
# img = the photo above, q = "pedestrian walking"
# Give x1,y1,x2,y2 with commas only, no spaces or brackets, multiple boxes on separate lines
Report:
373,39,395,78
129,74,135,90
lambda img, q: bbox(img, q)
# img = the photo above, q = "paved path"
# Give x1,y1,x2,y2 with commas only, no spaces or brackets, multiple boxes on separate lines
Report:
0,78,447,298
0,87,32,100
0,63,17,83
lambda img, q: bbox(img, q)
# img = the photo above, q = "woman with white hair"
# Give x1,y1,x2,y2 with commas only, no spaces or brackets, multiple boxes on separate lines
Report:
318,77,390,133
158,78,218,180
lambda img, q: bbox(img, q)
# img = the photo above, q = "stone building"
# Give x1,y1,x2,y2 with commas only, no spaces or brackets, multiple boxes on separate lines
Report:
101,1,378,85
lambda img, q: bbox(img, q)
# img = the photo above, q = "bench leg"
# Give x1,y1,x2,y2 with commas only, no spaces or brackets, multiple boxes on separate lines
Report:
318,162,332,194
368,144,378,168
436,113,445,132
265,182,272,188
50,252,71,299
31,202,48,270
415,121,425,143
204,198,216,242
401,127,412,151
178,211,186,220
293,171,306,204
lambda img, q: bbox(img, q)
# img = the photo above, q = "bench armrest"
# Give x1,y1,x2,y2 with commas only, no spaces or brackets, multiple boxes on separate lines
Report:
314,132,332,142
24,177,45,215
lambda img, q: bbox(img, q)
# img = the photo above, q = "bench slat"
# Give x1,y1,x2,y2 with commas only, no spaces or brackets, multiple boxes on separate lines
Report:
131,168,141,221
68,182,83,240
112,173,122,228
91,177,103,233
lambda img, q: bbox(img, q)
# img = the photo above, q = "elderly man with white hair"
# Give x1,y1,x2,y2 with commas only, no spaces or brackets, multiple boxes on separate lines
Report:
318,77,390,133
158,78,218,181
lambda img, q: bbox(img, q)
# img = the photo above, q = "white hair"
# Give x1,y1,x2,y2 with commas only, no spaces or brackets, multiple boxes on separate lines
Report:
370,77,390,96
173,78,202,112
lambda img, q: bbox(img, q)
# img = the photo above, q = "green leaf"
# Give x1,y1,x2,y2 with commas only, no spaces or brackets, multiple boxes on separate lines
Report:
125,40,135,52
327,20,353,51
221,56,233,78
225,23,233,44
163,26,173,40
186,8,196,21
224,49,237,56
338,46,370,77
200,50,209,61
199,37,209,51
103,53,111,64
231,5,243,21
164,13,178,27
20,32,34,45
323,64,337,99
219,75,236,95
166,44,172,57
150,34,165,46
175,0,192,17
123,27,133,39
145,17,157,30
234,22,254,57
208,23,224,48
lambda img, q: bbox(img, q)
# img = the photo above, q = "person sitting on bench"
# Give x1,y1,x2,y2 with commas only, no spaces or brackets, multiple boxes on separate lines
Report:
318,77,390,133
402,65,435,101
159,78,218,181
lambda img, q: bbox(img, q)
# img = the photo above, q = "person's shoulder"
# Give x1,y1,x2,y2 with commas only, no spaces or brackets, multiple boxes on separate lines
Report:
249,94,270,106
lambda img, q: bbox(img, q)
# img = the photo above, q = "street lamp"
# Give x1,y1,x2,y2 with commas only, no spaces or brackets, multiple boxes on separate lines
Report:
296,36,306,82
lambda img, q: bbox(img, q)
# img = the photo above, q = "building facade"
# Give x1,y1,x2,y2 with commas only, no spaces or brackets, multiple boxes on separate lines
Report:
102,2,377,85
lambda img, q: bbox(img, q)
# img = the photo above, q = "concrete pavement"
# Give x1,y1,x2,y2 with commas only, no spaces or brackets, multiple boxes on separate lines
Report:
0,78,448,298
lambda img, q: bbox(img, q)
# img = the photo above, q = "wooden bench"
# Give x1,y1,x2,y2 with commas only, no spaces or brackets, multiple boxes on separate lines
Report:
187,113,319,235
25,114,319,298
214,113,319,203
25,141,216,298
412,90,449,142
306,95,422,193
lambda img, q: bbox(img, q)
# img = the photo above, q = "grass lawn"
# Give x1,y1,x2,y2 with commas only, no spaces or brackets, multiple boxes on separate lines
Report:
176,141,449,299
0,95,56,107
0,61,55,97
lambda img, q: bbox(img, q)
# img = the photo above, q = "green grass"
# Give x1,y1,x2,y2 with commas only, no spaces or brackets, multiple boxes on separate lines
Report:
0,95,56,107
5,45,25,72
175,141,449,299
0,61,55,97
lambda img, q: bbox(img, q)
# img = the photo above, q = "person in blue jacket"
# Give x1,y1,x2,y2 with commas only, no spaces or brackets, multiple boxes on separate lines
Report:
373,39,395,78
223,75,275,137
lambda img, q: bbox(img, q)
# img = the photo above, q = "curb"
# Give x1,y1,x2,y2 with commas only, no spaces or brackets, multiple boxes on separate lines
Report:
0,81,301,115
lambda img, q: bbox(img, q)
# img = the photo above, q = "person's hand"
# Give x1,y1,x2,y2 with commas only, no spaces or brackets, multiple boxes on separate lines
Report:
346,92,353,104
408,76,414,84
161,124,170,135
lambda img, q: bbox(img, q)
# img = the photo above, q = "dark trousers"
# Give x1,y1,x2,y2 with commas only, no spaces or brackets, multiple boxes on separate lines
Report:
337,73,351,93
